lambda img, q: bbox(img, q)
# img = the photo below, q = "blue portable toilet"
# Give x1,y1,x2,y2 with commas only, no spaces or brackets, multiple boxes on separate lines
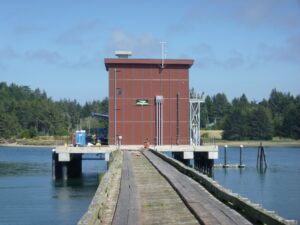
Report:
76,130,86,146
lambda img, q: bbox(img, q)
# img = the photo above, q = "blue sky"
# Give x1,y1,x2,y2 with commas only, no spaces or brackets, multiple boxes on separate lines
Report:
0,0,299,104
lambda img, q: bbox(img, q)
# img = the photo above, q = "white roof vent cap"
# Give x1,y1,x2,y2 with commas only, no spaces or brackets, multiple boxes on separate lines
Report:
115,51,132,58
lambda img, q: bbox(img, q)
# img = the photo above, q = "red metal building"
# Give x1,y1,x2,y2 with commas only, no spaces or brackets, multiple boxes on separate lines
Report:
104,57,193,145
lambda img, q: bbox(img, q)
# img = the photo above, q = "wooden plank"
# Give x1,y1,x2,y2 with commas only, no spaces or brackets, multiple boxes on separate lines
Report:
143,150,252,225
113,151,199,225
129,151,199,225
112,151,141,225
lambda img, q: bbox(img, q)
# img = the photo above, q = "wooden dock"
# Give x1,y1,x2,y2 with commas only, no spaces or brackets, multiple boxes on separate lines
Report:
78,149,297,225
113,150,199,225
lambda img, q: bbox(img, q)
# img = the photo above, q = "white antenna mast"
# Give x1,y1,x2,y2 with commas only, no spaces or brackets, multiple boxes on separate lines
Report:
160,41,167,68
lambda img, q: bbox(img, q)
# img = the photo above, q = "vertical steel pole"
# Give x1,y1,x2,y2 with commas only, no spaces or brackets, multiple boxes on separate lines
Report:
158,102,159,145
161,102,163,145
176,93,180,145
197,102,199,145
189,102,192,145
157,102,160,145
114,68,116,145
156,100,158,145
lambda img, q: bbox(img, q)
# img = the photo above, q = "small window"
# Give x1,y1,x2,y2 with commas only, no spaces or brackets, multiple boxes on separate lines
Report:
117,89,122,95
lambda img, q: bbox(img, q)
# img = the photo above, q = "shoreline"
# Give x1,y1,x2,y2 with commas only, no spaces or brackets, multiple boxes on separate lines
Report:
1,141,300,148
0,143,58,148
214,140,300,147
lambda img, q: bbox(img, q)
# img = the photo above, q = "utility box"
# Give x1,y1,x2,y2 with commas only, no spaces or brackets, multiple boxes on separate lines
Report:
76,130,86,146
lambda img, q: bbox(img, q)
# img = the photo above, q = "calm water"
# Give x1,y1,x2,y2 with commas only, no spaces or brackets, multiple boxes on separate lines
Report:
1,146,299,224
0,146,107,225
214,146,300,223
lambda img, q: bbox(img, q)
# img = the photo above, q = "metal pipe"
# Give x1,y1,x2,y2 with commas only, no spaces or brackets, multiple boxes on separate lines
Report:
198,101,201,145
114,68,116,145
157,101,160,145
158,103,161,145
159,102,161,145
176,93,180,145
161,102,163,145
189,102,192,145
155,99,159,145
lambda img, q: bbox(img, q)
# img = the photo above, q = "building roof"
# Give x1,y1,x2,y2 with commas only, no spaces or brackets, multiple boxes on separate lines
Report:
104,58,194,71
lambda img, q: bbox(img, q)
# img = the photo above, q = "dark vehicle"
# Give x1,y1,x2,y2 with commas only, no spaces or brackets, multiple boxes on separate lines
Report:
86,128,108,145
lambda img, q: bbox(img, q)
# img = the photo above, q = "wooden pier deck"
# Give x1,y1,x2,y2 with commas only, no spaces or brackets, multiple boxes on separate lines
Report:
113,150,199,225
112,150,251,225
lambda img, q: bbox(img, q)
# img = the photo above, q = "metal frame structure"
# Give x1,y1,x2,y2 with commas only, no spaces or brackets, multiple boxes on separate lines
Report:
189,98,204,146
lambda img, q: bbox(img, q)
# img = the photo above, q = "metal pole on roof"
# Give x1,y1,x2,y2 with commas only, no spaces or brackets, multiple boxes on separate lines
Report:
160,41,167,68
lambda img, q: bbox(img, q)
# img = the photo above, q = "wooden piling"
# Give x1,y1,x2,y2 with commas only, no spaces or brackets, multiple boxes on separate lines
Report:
257,143,267,168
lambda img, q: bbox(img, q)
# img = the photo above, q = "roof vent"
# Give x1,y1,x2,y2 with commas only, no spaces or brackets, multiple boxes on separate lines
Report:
115,51,132,58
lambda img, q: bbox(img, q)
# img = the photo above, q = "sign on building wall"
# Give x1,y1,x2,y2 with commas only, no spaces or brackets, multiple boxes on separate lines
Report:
136,99,149,106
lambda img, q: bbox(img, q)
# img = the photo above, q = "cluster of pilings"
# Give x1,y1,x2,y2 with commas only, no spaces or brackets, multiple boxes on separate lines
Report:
220,144,268,170
172,152,190,166
257,143,267,170
194,152,214,176
172,151,214,177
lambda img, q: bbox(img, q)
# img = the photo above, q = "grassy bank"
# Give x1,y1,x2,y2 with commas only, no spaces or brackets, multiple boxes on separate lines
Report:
214,139,300,147
0,136,69,148
201,130,300,147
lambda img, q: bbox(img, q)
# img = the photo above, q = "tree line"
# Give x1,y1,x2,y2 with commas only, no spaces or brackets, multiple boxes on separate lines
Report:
0,82,299,140
196,89,300,140
0,82,108,139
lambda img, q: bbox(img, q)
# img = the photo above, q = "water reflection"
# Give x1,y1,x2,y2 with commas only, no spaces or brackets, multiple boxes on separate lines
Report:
213,146,300,223
0,161,50,176
239,167,245,175
257,166,267,174
0,147,107,225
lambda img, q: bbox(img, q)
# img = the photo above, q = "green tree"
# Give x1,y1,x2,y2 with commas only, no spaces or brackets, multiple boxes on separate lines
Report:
210,93,230,128
268,89,295,136
232,94,249,109
222,107,249,140
282,98,300,139
248,107,273,140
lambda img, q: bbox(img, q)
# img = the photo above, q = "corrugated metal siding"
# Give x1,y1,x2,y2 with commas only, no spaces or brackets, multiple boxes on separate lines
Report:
107,62,191,145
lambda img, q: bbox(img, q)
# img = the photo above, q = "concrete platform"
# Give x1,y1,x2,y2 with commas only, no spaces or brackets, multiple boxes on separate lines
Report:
55,145,218,154
152,145,218,152
55,146,117,154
